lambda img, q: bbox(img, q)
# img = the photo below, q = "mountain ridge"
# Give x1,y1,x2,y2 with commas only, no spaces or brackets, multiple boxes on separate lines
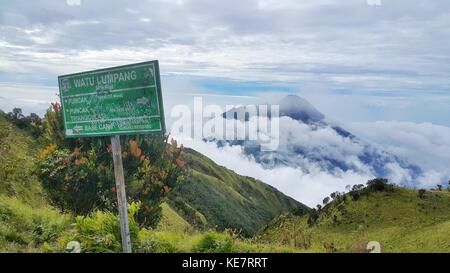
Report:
167,147,307,236
257,184,450,252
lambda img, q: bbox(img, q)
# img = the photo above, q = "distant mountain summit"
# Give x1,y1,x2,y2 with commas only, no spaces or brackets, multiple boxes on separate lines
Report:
223,94,325,123
278,95,324,123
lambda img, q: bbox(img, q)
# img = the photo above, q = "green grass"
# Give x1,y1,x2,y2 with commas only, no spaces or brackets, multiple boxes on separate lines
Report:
0,115,72,252
257,188,450,253
168,148,307,236
0,195,71,252
156,202,193,232
0,115,46,207
137,229,298,253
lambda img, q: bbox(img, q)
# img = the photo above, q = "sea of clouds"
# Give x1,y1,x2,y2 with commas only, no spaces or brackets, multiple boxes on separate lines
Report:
173,117,450,207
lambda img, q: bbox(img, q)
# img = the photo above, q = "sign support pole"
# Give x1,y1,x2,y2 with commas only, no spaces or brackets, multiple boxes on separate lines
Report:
111,135,132,253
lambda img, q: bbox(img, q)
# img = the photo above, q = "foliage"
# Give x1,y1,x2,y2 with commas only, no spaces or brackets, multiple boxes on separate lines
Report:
307,209,319,227
35,103,187,227
67,210,139,253
258,186,450,253
3,108,44,138
366,178,393,192
136,229,182,253
0,196,71,252
0,115,46,206
167,148,306,236
192,231,235,253
418,189,427,199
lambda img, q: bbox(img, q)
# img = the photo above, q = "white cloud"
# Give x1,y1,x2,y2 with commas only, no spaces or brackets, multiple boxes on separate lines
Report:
1,0,450,126
0,83,58,115
172,116,450,207
1,0,450,89
176,137,371,207
348,121,450,187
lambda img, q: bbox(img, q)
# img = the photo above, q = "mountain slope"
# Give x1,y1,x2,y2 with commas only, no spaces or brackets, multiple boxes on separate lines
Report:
257,186,450,252
0,114,306,238
167,148,308,236
0,115,46,207
0,114,72,252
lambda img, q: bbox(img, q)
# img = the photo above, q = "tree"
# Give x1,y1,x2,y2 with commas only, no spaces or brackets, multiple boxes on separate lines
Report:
36,103,187,227
292,206,308,216
367,178,389,192
418,189,426,199
4,108,43,137
7,108,24,121
307,209,319,227
330,192,337,200
322,197,330,206
352,184,365,192
437,185,443,191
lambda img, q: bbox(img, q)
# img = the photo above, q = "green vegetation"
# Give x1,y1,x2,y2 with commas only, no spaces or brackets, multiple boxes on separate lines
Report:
0,195,71,252
0,114,46,206
1,113,69,252
257,181,450,253
2,109,450,253
0,109,302,252
167,149,306,236
34,103,187,227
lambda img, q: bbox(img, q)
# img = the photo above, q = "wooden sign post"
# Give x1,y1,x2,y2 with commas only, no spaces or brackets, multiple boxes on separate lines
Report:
111,135,132,253
58,61,166,253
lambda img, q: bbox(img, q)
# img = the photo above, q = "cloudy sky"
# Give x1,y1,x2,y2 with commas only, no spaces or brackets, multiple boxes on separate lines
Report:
1,0,450,124
1,0,449,205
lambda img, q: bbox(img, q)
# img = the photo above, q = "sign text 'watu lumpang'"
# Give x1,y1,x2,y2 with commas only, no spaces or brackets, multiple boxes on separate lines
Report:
58,60,165,137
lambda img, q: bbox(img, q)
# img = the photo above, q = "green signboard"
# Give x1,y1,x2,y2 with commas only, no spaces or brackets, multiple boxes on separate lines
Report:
58,60,165,138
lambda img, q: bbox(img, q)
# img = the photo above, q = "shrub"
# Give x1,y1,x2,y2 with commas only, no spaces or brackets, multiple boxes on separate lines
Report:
4,108,44,138
418,189,426,199
193,232,235,253
307,209,319,227
36,103,187,227
366,178,391,192
69,210,139,253
292,206,308,216
136,230,179,253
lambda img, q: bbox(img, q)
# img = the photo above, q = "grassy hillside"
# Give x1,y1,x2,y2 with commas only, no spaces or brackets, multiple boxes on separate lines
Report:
257,187,450,252
0,115,73,252
167,148,307,236
0,121,295,252
0,115,46,207
0,114,305,251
